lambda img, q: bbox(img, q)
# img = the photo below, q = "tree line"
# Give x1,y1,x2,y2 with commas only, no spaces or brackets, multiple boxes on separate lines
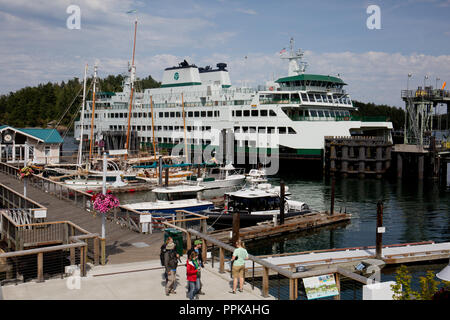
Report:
0,74,161,128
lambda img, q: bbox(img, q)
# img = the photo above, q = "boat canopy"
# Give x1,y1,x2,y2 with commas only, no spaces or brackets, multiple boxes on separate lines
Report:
275,74,346,85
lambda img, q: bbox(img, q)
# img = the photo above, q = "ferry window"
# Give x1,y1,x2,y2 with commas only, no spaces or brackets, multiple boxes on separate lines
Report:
278,127,287,134
159,112,163,118
164,112,169,117
234,127,241,133
321,94,328,102
243,110,250,117
260,110,268,116
139,112,142,118
147,126,151,130
168,126,173,131
242,126,249,133
137,126,141,131
249,127,256,133
288,127,296,134
267,127,275,134
214,111,220,117
163,126,168,130
111,114,115,118
157,126,162,131
317,110,324,117
308,94,315,102
132,126,136,130
201,111,206,117
269,110,276,116
236,110,242,117
207,111,213,117
301,93,308,101
143,113,147,118
232,111,235,117
170,112,175,117
310,110,318,117
324,110,330,117
315,94,322,102
206,126,211,131
194,111,200,117
251,110,258,117
188,111,193,117
258,127,266,133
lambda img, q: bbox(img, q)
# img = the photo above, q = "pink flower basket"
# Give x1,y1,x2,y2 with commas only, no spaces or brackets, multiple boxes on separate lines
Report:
18,166,34,180
92,193,120,214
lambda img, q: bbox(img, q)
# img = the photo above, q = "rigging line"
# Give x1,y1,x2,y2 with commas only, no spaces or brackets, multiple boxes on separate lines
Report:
56,80,95,148
42,82,86,143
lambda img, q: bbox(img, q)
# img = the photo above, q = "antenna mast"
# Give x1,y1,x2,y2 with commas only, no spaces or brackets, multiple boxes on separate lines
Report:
89,64,98,162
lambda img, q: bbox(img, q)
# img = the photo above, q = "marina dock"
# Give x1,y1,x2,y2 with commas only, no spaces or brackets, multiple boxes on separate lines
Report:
209,212,351,243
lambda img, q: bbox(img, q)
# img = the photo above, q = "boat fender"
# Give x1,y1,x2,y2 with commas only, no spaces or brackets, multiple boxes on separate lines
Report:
344,116,349,121
284,201,289,213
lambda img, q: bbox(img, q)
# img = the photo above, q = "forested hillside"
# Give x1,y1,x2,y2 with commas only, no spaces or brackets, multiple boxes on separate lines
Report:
0,75,160,128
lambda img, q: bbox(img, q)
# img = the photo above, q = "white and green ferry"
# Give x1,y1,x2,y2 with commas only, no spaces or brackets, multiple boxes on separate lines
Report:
74,39,392,165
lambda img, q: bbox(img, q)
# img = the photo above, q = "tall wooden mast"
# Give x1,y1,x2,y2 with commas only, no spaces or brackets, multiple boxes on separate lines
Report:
77,63,88,166
125,18,138,159
88,64,98,162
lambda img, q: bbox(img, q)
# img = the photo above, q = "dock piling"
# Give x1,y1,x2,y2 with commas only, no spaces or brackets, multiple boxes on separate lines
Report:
376,201,384,259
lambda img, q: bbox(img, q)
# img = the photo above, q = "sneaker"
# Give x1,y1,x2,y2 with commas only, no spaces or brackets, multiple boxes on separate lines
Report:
170,291,177,294
238,289,243,292
229,290,236,294
165,292,170,296
197,291,205,295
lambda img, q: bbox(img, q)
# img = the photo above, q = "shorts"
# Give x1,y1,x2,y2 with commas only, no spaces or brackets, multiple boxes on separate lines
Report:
232,264,245,278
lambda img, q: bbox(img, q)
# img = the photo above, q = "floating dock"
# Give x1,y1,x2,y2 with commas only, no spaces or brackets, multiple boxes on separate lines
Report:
209,212,351,243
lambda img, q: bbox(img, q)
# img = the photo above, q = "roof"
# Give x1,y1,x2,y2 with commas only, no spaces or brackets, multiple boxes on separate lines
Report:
275,74,346,85
0,125,63,143
226,188,279,198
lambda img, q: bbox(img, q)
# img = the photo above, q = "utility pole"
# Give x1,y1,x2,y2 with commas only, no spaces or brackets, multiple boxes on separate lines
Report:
330,176,335,216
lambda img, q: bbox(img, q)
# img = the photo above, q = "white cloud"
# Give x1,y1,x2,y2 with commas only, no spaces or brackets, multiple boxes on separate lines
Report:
235,8,257,15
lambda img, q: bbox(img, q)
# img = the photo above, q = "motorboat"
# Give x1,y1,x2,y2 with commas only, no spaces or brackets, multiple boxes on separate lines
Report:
200,183,310,228
185,163,246,190
122,185,214,214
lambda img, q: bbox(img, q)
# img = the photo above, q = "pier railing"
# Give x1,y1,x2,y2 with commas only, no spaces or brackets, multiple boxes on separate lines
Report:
160,214,369,300
0,210,99,284
0,162,153,234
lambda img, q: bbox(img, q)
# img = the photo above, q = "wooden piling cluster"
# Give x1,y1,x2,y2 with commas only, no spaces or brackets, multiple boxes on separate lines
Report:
324,136,392,178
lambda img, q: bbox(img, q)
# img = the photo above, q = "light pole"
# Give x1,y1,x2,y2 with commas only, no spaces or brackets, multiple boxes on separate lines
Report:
435,77,440,90
101,152,107,265
407,73,412,91
424,75,429,89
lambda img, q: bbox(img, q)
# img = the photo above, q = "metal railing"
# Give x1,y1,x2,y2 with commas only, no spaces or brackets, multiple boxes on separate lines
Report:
158,212,369,300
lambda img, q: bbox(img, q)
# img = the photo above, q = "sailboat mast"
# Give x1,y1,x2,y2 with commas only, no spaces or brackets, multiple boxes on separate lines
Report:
78,63,88,166
89,64,98,162
125,18,138,159
150,95,157,157
181,93,188,163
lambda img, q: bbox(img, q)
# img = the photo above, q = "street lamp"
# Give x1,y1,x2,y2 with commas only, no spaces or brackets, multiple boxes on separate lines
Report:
424,75,429,89
436,259,450,282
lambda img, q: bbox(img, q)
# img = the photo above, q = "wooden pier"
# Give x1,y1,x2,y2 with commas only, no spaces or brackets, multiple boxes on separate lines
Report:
208,212,351,243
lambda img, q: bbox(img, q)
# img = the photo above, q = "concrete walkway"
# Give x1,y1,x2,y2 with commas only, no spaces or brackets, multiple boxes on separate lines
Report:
1,259,275,300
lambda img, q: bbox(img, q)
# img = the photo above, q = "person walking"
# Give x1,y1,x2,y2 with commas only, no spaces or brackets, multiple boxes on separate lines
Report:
186,251,200,300
161,237,179,285
229,239,248,294
187,240,205,295
164,240,179,296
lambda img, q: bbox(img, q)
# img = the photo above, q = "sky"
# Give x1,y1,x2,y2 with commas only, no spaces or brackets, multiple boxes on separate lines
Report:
1,0,450,108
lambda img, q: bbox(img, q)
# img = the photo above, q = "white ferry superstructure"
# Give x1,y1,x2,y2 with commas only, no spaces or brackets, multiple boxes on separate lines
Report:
74,40,393,162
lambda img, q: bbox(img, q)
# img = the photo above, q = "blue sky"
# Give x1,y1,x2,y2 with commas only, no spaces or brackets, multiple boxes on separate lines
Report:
1,0,450,108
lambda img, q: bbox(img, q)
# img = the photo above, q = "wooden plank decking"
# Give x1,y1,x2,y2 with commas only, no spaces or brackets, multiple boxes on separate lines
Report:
0,172,163,264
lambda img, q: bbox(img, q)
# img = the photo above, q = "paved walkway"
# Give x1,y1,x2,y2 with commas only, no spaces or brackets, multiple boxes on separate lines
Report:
1,259,275,300
0,172,164,264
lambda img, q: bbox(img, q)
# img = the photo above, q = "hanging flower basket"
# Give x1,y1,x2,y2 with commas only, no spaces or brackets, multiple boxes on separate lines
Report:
18,166,34,180
91,192,120,215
